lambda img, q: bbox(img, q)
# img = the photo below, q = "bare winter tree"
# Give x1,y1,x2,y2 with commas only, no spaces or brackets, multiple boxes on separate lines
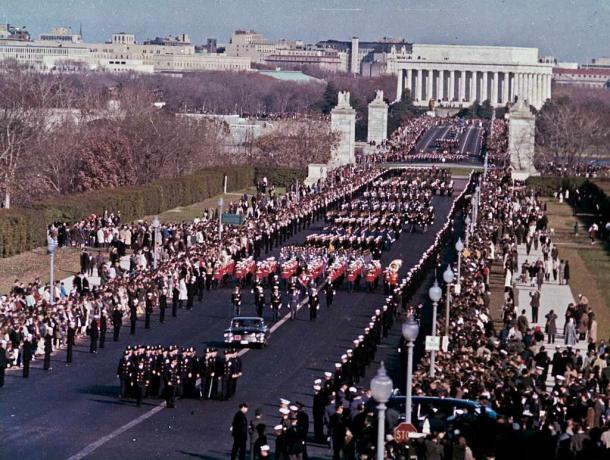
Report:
536,95,605,171
250,121,339,168
0,61,58,208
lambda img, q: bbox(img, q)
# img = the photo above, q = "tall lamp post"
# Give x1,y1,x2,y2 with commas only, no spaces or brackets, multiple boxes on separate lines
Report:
443,265,454,339
47,236,57,305
455,238,464,290
402,316,419,424
371,362,393,460
428,280,442,377
218,197,224,239
464,215,471,248
152,216,160,270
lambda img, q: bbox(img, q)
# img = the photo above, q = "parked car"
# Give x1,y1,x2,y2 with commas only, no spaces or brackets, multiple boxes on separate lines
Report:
387,395,497,431
224,317,269,347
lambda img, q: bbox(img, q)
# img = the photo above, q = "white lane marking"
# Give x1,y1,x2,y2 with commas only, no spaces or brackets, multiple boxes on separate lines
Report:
459,126,473,154
66,404,165,460
66,284,322,458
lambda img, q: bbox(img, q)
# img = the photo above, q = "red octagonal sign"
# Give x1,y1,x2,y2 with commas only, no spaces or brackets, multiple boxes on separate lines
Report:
393,422,417,444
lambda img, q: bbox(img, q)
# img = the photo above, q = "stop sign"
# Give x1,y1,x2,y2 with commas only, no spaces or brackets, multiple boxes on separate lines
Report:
393,422,417,444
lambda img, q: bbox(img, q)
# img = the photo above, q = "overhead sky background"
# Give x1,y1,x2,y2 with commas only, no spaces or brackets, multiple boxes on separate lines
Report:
3,0,609,62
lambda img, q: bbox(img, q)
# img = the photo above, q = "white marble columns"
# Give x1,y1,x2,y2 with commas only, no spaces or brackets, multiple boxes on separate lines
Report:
459,71,466,103
395,65,551,108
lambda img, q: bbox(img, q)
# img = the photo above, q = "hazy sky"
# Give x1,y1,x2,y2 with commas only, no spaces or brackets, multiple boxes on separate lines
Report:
3,0,609,62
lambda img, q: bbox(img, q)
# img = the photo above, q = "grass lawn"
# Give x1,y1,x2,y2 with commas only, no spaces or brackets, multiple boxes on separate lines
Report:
0,186,284,294
0,246,82,294
545,199,610,339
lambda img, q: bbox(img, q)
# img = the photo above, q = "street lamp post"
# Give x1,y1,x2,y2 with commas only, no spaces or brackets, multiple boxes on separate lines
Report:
455,238,464,290
47,236,57,305
465,215,471,248
443,265,454,339
371,362,394,460
152,216,160,270
402,316,419,424
218,197,224,240
428,280,442,377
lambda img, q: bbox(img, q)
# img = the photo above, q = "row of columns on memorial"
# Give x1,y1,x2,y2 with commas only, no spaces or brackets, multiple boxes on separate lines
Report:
397,68,551,108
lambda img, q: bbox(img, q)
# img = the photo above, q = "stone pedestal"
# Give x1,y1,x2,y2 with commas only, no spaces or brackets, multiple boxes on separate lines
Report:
330,91,356,166
367,90,388,144
508,98,538,178
305,163,329,186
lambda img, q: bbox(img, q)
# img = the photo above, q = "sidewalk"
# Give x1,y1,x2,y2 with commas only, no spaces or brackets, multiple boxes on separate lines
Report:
514,243,588,386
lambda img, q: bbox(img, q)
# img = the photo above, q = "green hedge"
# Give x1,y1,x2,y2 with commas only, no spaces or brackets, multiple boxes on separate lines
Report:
254,167,306,189
0,167,255,258
525,176,587,196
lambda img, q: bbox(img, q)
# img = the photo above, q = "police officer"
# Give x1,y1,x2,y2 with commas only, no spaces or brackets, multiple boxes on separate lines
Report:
309,287,319,321
270,286,282,322
232,286,242,317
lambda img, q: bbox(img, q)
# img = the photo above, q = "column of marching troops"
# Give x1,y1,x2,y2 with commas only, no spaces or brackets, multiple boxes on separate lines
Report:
311,293,399,447
117,345,242,408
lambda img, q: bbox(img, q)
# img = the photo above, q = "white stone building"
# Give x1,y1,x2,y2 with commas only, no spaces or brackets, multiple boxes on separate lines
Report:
395,44,553,109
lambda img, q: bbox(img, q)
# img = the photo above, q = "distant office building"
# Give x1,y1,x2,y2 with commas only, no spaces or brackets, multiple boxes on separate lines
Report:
317,37,412,75
39,26,81,43
263,48,348,72
0,40,92,71
144,34,191,46
225,30,279,63
582,57,610,70
553,67,610,89
0,29,251,73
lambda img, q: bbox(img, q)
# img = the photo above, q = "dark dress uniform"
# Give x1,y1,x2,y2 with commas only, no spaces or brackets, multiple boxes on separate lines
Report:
231,409,249,460
200,353,216,400
66,325,76,364
89,318,99,353
231,291,242,317
309,291,319,321
22,339,33,378
270,290,281,322
43,333,52,370
134,363,148,407
130,303,137,335
99,314,107,348
163,361,180,408
325,282,334,307
159,289,167,323
145,295,154,329
112,308,123,341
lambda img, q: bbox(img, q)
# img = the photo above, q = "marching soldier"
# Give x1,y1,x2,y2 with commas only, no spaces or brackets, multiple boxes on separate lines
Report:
133,360,149,407
229,349,242,399
252,281,265,318
99,310,108,348
308,287,319,321
270,286,282,322
112,306,123,341
163,357,180,408
232,286,242,317
288,287,299,321
222,349,234,401
89,315,99,353
145,292,154,329
159,286,168,324
66,321,76,365
324,279,335,308
129,299,138,335
200,348,216,400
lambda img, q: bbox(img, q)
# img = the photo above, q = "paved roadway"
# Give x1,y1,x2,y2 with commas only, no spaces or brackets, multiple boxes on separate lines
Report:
0,182,464,460
413,124,483,157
